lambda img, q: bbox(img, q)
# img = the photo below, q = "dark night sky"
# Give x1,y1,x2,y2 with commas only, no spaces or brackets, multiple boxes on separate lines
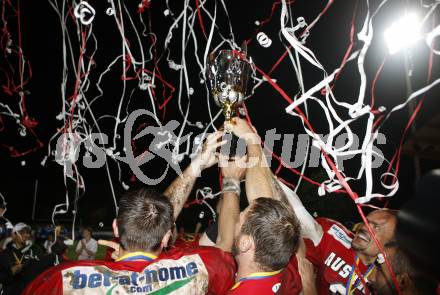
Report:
1,0,439,232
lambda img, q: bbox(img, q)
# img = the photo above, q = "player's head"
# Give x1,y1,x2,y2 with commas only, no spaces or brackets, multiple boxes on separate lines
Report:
396,169,440,280
369,242,437,295
232,197,300,271
351,209,397,259
12,222,32,247
114,187,174,253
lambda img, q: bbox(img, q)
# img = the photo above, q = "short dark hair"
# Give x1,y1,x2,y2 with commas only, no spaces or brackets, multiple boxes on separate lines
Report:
117,188,173,252
241,197,300,271
82,227,93,235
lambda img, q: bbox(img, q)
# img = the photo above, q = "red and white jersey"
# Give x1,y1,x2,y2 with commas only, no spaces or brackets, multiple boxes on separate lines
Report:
228,255,302,294
306,218,373,295
23,246,236,295
173,233,201,249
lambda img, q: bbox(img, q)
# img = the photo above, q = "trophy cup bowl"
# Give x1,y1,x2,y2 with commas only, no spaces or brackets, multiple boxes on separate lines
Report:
206,49,252,157
206,49,252,121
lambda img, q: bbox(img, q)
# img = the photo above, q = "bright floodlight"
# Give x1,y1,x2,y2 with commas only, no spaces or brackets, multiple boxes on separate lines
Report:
384,13,422,54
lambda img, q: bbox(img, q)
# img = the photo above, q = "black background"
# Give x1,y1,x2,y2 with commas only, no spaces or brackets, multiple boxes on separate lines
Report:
1,0,439,233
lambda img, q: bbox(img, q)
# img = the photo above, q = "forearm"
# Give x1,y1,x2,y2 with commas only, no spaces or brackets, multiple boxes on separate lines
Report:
301,279,318,295
216,192,239,252
270,173,290,204
297,239,318,295
164,131,224,220
299,261,318,295
246,139,290,204
245,141,274,203
163,160,200,221
277,180,323,245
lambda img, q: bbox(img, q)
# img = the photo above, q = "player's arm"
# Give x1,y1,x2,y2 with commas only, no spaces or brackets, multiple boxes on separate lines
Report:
297,239,318,295
277,180,323,246
215,156,246,252
227,118,273,202
216,191,239,252
163,131,225,220
228,118,323,245
99,130,225,260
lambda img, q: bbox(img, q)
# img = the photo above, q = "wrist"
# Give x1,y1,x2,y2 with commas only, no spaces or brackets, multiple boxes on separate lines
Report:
246,142,263,159
222,177,241,196
244,133,260,146
189,157,203,177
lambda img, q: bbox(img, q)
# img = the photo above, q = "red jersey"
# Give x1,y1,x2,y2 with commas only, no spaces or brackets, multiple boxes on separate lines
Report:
104,235,202,262
23,246,236,295
228,255,302,294
173,233,201,249
306,218,374,294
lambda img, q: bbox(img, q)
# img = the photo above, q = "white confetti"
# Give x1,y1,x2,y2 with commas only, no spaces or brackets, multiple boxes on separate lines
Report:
256,32,272,48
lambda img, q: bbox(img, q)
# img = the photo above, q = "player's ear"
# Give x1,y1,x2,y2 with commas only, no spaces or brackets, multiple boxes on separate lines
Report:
162,230,172,249
112,219,119,238
239,234,253,253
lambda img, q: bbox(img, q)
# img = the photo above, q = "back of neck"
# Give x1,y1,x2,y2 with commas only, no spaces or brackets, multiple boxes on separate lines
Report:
236,259,264,281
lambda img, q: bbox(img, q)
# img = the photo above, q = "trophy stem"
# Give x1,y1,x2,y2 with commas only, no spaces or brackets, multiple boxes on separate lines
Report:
224,121,232,133
223,101,234,121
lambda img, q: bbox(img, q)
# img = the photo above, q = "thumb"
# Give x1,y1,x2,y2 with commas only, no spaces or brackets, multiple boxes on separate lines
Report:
98,239,119,251
98,239,121,260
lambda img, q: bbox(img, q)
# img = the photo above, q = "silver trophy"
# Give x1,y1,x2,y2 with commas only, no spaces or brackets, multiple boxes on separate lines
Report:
206,49,252,121
206,49,253,156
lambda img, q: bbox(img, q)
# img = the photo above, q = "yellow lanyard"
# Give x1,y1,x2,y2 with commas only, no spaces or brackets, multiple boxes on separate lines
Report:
13,252,23,264
347,256,375,294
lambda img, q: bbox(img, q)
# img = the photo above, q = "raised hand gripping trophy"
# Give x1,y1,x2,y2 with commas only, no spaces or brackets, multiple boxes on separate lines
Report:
206,49,252,157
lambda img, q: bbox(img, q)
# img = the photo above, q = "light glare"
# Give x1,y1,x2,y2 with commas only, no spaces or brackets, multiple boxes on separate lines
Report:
384,13,422,54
